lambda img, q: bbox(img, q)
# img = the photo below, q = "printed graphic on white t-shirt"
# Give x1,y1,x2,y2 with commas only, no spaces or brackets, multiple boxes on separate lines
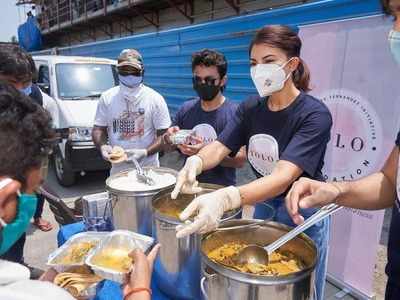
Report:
192,123,218,145
112,108,145,141
94,85,171,167
248,134,279,176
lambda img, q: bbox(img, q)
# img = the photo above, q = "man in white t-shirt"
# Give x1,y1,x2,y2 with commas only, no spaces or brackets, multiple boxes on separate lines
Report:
92,49,171,175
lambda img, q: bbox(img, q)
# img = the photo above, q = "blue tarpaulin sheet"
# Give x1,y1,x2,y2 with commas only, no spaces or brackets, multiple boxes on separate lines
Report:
18,16,42,51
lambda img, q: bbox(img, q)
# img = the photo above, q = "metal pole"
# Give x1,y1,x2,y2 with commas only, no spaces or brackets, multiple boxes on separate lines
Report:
84,0,87,21
57,0,60,29
69,0,73,24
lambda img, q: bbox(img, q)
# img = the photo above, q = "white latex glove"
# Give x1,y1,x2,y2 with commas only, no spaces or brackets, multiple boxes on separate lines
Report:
171,155,203,199
126,148,148,161
100,145,113,161
175,186,242,238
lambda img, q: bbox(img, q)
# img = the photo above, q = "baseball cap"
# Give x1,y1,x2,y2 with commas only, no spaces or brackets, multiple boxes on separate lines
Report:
117,49,143,71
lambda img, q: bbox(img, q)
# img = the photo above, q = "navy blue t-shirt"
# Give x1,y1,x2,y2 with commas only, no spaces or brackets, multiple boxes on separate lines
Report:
218,93,332,192
173,98,238,186
386,131,400,285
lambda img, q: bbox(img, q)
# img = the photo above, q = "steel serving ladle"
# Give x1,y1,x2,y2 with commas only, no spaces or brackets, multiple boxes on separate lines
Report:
234,203,342,266
127,156,155,186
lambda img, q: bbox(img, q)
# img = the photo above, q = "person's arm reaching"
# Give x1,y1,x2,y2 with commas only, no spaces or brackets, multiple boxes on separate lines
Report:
92,94,113,160
239,159,302,205
220,146,246,168
171,141,231,199
197,141,232,170
146,129,168,156
123,244,161,300
92,125,108,149
175,159,302,238
92,125,112,161
286,146,398,224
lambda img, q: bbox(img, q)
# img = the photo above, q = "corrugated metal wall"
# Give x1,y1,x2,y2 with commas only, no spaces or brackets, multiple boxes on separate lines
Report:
34,0,382,115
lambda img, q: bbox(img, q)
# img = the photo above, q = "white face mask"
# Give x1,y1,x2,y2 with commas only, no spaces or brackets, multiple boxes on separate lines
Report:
250,58,293,97
119,75,142,103
389,29,400,66
119,74,143,88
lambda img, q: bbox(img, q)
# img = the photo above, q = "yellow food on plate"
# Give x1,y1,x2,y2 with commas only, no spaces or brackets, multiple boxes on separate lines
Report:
54,241,97,265
207,242,303,276
91,248,133,273
109,146,127,163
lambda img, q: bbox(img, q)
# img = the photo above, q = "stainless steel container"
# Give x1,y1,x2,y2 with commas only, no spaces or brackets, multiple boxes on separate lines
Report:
106,167,177,236
200,220,317,300
86,230,154,283
151,184,242,300
47,231,107,272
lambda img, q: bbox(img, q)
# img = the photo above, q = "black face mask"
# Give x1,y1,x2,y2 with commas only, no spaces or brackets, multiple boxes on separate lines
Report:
193,82,221,101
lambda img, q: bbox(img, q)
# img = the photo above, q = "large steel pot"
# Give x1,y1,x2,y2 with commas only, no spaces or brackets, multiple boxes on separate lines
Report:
151,184,244,300
200,220,317,300
106,167,177,236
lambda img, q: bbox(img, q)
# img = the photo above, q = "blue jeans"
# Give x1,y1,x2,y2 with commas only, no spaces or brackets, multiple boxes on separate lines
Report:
254,197,330,300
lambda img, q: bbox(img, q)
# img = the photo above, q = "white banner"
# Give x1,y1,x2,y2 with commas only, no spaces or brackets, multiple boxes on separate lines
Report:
299,15,400,298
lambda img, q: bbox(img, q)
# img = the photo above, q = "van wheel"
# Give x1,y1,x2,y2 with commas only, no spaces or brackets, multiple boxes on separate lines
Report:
53,148,76,186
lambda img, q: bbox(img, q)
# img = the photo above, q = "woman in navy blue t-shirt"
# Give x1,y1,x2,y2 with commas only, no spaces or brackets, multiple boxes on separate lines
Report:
172,25,332,300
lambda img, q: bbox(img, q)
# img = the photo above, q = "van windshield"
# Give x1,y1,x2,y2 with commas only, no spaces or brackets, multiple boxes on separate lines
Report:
56,63,118,100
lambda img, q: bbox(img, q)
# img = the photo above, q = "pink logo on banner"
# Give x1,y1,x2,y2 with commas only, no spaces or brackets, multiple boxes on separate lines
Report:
320,89,383,182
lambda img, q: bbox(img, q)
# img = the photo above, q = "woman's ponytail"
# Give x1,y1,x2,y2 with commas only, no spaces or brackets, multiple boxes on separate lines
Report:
292,58,311,92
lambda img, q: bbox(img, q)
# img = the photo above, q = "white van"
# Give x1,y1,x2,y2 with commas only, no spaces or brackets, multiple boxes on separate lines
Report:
33,55,117,186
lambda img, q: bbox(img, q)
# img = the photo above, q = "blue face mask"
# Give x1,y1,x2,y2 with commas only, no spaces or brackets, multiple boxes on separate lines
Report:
389,29,400,66
19,84,32,96
118,74,142,88
0,193,37,255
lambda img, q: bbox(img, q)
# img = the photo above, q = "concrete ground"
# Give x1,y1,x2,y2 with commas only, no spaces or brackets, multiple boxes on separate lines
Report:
23,152,389,299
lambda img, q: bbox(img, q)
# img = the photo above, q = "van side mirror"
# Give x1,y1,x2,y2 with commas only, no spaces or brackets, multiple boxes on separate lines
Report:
37,83,51,95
